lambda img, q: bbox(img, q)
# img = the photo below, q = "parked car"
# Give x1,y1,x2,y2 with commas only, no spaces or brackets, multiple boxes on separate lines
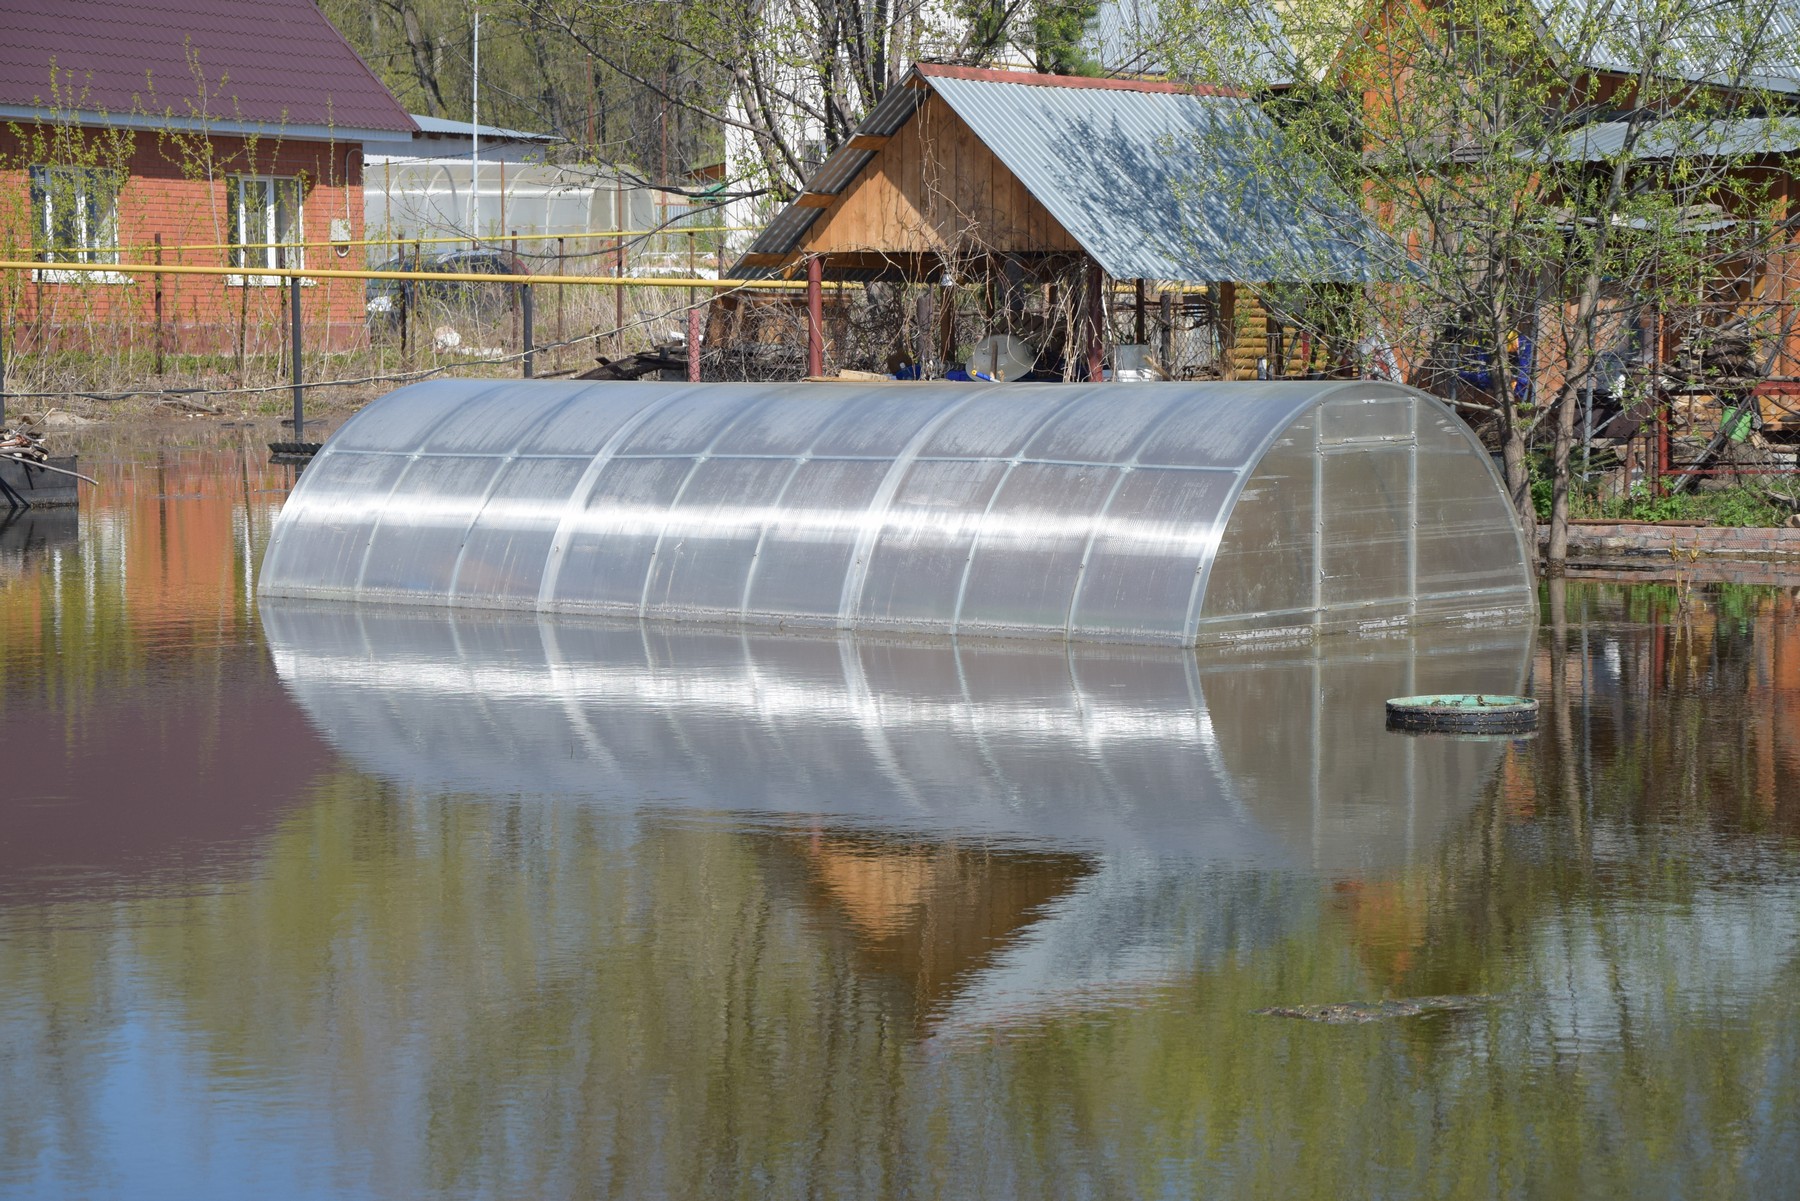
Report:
366,248,530,328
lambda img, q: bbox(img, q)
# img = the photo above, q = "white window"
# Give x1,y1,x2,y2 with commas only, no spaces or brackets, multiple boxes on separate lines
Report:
28,165,125,283
228,174,304,285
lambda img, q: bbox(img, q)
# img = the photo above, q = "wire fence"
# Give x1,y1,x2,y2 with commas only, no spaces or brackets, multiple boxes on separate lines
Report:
0,227,837,433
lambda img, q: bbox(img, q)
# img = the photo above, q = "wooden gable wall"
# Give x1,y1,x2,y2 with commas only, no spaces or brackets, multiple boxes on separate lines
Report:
799,91,1082,267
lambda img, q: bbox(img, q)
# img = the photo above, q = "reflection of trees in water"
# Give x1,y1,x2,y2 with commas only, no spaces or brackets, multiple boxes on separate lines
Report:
1539,582,1800,839
954,585,1800,1198
0,435,288,716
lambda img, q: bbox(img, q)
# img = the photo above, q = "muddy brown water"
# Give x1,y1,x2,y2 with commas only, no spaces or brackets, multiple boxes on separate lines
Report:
2,428,1797,1199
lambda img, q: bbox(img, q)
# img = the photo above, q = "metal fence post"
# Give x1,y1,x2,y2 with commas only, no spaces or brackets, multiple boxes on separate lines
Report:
1,294,7,430
153,233,165,376
614,236,627,353
555,236,565,370
290,274,305,442
510,230,521,350
522,284,535,378
1160,292,1175,377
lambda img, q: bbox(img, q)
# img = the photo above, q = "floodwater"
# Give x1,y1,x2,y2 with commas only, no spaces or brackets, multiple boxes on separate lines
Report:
1,429,1797,1200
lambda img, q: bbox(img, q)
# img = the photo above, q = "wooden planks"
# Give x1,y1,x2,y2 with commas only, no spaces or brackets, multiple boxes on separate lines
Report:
798,94,1080,264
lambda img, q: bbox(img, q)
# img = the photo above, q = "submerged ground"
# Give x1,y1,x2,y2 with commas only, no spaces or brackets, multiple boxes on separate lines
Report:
1,425,1796,1200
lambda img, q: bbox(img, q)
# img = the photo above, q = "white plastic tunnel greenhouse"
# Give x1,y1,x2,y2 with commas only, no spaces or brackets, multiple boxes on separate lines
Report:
258,380,1536,646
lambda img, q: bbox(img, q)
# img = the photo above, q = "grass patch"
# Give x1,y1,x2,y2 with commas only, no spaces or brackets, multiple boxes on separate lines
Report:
1541,482,1792,527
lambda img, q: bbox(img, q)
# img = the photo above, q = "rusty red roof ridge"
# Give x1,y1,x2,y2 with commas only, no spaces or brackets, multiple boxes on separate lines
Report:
913,61,1246,99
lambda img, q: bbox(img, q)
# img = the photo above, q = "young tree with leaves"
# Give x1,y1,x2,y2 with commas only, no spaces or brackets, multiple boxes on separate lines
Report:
1147,0,1800,569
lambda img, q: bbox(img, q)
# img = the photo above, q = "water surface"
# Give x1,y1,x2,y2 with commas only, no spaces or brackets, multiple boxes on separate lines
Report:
2,430,1796,1199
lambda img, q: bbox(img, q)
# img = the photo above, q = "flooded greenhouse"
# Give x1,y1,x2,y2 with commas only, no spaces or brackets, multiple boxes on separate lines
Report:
2,428,1796,1200
259,380,1535,644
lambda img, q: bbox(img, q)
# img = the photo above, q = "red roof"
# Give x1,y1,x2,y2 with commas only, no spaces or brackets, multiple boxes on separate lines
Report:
0,0,415,134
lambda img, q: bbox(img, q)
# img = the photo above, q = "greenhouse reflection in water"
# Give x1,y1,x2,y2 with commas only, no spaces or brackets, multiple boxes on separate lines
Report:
261,602,1531,868
260,602,1533,1029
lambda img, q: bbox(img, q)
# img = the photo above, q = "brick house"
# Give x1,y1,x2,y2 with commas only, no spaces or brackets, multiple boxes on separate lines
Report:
0,0,416,354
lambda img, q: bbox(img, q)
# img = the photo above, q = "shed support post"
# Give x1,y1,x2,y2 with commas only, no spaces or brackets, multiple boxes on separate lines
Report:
1084,260,1103,382
1134,278,1146,347
688,304,702,382
807,257,825,378
289,274,305,442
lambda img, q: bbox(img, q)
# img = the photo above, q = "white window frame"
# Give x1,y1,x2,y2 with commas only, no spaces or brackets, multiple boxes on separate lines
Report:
28,165,129,284
227,174,305,287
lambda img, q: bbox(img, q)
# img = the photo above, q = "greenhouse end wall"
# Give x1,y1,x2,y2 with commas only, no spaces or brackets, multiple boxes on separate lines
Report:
259,380,1536,646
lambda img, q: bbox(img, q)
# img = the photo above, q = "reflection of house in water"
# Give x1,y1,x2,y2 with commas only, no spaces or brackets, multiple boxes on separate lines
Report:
1535,583,1800,839
789,833,1093,1021
263,603,1532,1031
0,443,327,898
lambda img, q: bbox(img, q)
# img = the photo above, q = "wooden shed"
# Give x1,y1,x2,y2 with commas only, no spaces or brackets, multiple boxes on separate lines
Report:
729,63,1378,380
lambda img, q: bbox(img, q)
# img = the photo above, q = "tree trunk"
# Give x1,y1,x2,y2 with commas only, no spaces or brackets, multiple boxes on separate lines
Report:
1502,399,1533,532
1548,391,1574,574
1550,269,1607,574
1487,294,1535,538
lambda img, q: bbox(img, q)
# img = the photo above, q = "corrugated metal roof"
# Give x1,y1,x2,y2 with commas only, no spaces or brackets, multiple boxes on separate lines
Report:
806,147,878,197
927,72,1377,282
411,115,556,143
732,67,1381,283
1534,0,1800,92
740,206,825,268
1550,115,1800,159
0,0,415,135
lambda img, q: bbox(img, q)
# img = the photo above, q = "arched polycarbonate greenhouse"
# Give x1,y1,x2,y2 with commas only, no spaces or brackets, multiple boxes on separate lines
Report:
259,380,1535,646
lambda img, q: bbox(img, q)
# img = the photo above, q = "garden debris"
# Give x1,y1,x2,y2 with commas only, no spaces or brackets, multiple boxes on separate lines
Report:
577,347,690,381
1253,995,1489,1024
0,428,49,464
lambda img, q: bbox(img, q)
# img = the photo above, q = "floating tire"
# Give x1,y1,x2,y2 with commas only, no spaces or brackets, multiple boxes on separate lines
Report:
1385,693,1538,734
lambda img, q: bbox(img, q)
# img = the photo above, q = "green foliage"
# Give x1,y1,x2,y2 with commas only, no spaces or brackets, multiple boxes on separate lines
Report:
1531,473,1553,521
1031,1,1103,76
1583,483,1790,527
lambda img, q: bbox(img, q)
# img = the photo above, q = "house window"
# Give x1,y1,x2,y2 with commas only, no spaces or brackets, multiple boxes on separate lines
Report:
28,166,121,278
229,175,304,283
